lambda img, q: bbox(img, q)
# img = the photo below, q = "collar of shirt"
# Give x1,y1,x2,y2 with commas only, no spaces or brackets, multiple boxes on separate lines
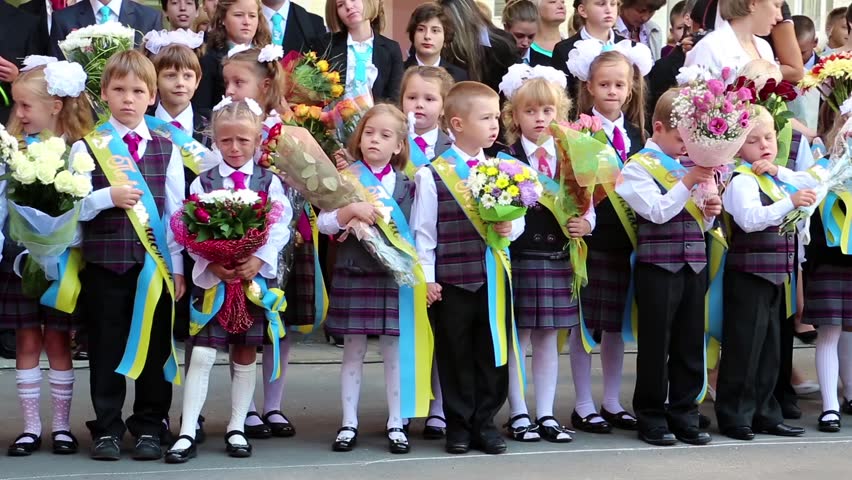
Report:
109,116,152,142
522,48,530,63
521,135,555,159
261,1,289,22
580,26,615,44
218,158,255,178
415,127,440,147
592,107,626,139
805,52,817,70
91,0,122,19
644,138,675,160
154,103,194,135
415,54,440,67
347,33,374,51
615,16,654,41
450,144,485,164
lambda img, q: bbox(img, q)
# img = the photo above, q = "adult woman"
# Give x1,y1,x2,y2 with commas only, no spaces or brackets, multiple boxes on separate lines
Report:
530,0,567,62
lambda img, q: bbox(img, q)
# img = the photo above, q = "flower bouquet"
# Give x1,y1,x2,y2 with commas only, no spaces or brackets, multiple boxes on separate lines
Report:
261,125,417,286
280,50,344,107
170,189,284,334
799,50,852,113
0,130,93,304
467,157,542,250
326,82,374,147
286,103,340,154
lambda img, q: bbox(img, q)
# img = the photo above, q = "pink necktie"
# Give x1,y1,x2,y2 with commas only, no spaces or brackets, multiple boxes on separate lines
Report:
230,170,247,190
466,158,478,168
170,120,183,130
612,126,627,162
414,136,428,153
123,132,141,163
373,163,392,181
535,147,552,177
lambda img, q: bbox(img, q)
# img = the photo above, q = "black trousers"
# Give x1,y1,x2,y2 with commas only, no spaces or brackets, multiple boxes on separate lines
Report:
82,264,173,439
432,283,509,442
632,263,706,432
774,306,797,410
715,270,784,430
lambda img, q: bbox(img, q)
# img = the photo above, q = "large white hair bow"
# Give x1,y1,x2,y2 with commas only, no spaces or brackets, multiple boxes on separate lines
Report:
44,61,87,98
21,55,58,72
498,63,568,99
566,39,654,82
143,29,205,55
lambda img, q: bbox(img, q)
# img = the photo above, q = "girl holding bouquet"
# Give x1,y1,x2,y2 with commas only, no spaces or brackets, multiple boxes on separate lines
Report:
165,98,292,463
316,104,414,454
566,41,652,434
2,58,92,457
499,68,589,443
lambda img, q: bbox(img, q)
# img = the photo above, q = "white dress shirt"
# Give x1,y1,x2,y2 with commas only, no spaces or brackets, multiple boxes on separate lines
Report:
616,139,713,231
579,26,616,44
592,108,631,155
70,116,187,275
415,55,440,67
723,166,815,233
411,127,439,161
90,0,122,23
261,1,289,42
189,160,292,289
317,164,397,235
412,145,526,282
154,103,194,136
685,19,776,73
346,34,379,89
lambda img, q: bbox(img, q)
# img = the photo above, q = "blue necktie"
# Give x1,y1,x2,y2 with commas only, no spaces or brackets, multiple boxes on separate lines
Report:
98,5,111,24
24,134,39,146
350,44,372,84
271,13,284,46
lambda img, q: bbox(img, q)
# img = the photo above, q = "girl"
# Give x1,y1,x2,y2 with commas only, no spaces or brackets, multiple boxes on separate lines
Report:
567,44,649,434
502,0,540,65
317,104,413,454
194,0,271,115
529,0,567,63
164,98,292,463
223,47,285,124
500,70,588,443
403,2,468,83
312,0,403,102
3,59,92,457
400,66,454,162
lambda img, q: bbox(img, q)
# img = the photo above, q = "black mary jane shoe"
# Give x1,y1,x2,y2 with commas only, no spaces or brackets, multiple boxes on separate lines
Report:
165,435,197,464
51,431,78,455
842,398,852,416
224,431,252,458
244,411,272,439
422,416,447,440
332,426,358,452
387,428,410,454
263,410,296,438
818,410,842,433
536,416,574,443
600,408,638,431
571,410,612,434
7,433,41,457
503,414,541,442
181,415,206,444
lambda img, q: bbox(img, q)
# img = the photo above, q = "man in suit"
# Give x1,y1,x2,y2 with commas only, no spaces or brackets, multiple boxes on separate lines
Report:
262,0,325,55
49,0,163,58
0,1,48,124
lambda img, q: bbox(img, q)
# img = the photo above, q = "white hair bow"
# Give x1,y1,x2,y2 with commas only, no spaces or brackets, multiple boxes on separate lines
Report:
44,61,87,98
566,39,654,82
213,96,264,117
499,63,568,99
144,29,205,55
21,55,58,72
257,44,284,63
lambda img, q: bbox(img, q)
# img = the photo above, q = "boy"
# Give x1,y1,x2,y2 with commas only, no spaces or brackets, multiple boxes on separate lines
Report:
163,0,200,30
403,2,468,82
616,89,719,446
412,81,524,455
615,0,665,60
501,0,540,66
152,44,212,150
790,15,820,131
716,106,812,441
823,6,848,54
661,1,691,58
70,50,186,461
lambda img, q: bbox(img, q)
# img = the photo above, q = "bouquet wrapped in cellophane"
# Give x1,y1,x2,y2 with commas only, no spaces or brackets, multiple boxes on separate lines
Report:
260,125,417,286
326,82,374,147
280,50,344,107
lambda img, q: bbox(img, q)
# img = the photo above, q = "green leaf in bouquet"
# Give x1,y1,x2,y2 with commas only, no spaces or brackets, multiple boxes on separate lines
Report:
301,164,317,177
322,177,339,191
306,176,319,191
21,256,51,300
196,229,210,242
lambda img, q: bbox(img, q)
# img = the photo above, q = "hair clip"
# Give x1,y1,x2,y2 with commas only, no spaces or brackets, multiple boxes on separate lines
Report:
212,96,234,112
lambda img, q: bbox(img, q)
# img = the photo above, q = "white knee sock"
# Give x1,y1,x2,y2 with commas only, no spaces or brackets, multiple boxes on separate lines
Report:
338,335,367,441
16,367,42,442
173,346,217,450
569,327,601,422
531,330,559,426
48,369,74,443
380,336,406,441
508,329,531,427
227,361,258,446
838,332,852,400
601,331,627,414
262,337,291,423
426,358,445,428
816,325,842,421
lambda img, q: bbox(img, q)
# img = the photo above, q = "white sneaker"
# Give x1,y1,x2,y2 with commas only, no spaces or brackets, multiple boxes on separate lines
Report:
792,381,820,396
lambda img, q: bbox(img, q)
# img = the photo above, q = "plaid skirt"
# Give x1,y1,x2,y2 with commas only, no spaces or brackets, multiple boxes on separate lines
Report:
282,243,316,328
0,271,75,331
188,288,271,350
579,248,632,333
325,267,399,336
512,257,578,329
802,263,852,328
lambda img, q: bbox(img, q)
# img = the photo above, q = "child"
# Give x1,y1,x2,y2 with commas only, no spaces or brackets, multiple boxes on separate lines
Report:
400,66,454,162
661,1,690,58
716,105,811,441
194,0,271,116
614,0,665,60
163,0,200,30
788,16,820,133
69,50,186,461
568,46,649,434
822,6,848,54
152,44,212,149
404,2,468,82
318,104,415,454
616,89,719,447
2,58,92,457
312,0,403,102
164,98,291,463
500,71,586,443
412,81,523,455
193,9,211,33
502,0,540,66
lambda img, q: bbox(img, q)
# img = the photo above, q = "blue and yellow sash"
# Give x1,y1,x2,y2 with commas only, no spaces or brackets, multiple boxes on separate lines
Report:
145,115,210,175
405,137,432,179
339,161,432,418
39,248,84,314
289,204,329,334
84,122,180,384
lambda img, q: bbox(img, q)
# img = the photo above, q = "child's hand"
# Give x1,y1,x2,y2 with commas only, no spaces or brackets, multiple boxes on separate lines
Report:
209,262,237,282
492,221,513,238
346,202,378,225
751,159,779,177
567,218,591,238
791,189,818,208
426,283,442,307
235,256,263,281
110,185,143,210
682,166,715,189
333,149,351,171
174,274,186,301
702,194,723,217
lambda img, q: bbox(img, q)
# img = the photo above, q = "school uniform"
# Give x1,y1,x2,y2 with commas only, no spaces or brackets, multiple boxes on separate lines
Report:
70,116,184,439
312,31,404,102
616,139,711,436
410,127,453,162
551,29,625,100
480,30,521,95
193,45,228,119
0,2,48,124
646,45,686,133
49,0,163,58
261,0,325,55
403,55,469,83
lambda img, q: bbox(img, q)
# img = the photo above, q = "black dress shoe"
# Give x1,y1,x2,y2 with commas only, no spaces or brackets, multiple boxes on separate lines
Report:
600,408,638,431
7,433,41,457
571,410,612,434
387,428,410,454
503,414,540,442
225,431,252,458
672,427,712,445
244,411,272,439
90,435,121,461
133,435,162,460
332,426,358,452
722,426,755,441
445,439,470,454
794,329,818,344
818,410,842,433
52,430,78,455
842,398,852,415
473,434,507,455
535,416,573,443
180,414,206,444
781,402,802,420
263,410,296,438
638,427,677,446
758,423,805,437
699,413,712,429
164,435,197,464
423,416,446,440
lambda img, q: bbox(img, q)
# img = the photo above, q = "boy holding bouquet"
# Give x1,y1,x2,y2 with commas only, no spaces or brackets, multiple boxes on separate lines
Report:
412,81,525,456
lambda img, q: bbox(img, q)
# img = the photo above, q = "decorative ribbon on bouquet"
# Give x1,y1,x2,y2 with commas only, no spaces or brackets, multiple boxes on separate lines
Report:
39,248,84,314
146,115,210,175
289,204,329,334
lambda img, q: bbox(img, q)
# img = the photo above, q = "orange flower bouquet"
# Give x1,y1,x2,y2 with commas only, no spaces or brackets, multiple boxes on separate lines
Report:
280,50,344,107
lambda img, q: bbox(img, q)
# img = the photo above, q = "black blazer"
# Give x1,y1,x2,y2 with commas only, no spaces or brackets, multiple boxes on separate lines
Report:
0,2,48,124
311,32,404,102
49,0,163,58
481,30,521,93
278,2,326,55
528,48,554,68
402,56,469,83
646,45,686,133
433,129,453,159
552,31,627,100
193,46,228,118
